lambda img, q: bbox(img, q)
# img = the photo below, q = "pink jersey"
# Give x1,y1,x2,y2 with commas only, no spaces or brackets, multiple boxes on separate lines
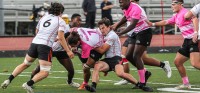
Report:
123,3,149,33
76,28,103,58
166,8,195,39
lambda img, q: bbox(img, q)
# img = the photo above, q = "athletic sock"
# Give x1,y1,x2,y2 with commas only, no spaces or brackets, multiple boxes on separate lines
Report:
8,75,15,82
92,82,97,88
138,69,145,83
182,76,189,85
67,79,72,84
27,80,35,86
159,62,165,68
83,81,88,85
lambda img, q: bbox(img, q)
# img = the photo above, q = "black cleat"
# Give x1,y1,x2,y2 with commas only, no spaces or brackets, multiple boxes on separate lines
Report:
85,85,96,92
145,71,152,84
136,83,153,92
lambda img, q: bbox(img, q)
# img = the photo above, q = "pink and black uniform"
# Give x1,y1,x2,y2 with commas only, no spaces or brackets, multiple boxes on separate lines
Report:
73,28,104,63
123,3,152,46
166,7,199,57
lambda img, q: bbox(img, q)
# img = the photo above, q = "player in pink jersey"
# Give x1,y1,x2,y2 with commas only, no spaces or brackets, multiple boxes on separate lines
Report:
112,0,153,90
68,27,104,90
114,0,172,85
147,0,200,90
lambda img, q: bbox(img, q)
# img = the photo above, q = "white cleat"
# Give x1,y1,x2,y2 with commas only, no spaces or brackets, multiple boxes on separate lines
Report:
175,84,191,90
22,83,34,93
114,79,129,85
68,82,80,88
1,79,10,89
163,61,172,78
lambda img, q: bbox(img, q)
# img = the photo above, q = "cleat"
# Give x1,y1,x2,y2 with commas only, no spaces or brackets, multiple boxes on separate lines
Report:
1,79,10,89
145,71,152,84
22,83,34,93
175,84,191,90
78,84,86,90
85,85,96,92
162,61,172,78
68,82,80,88
114,79,128,85
136,82,153,92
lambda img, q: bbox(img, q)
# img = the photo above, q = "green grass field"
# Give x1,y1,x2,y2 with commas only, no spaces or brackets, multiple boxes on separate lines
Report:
0,53,200,93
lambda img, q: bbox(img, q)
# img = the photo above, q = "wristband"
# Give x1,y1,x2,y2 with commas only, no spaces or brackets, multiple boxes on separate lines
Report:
152,23,155,27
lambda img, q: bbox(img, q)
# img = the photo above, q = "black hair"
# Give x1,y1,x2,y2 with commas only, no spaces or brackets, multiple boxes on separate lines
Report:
48,2,64,16
68,31,81,45
71,13,81,20
64,32,70,38
98,18,111,27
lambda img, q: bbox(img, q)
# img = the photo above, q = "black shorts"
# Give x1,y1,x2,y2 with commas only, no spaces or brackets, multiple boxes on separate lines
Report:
129,28,152,46
53,51,69,60
27,43,52,62
122,37,134,47
90,49,103,62
178,39,199,57
100,56,122,71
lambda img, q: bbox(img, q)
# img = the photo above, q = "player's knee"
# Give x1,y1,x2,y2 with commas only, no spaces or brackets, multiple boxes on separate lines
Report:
116,71,124,78
40,65,51,72
83,63,91,70
174,60,181,66
23,59,32,66
94,64,101,71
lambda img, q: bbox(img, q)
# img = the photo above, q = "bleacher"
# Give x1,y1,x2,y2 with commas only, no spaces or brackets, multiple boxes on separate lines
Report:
2,0,200,22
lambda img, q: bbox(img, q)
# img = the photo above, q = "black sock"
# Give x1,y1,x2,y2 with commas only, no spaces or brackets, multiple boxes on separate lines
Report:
92,82,97,88
27,80,35,86
160,62,165,68
8,75,15,82
67,79,72,84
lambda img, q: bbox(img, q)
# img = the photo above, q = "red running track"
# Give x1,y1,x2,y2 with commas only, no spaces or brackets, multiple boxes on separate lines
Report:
0,35,183,51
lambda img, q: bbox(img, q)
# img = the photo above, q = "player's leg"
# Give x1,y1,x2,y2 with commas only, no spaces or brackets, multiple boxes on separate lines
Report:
58,58,80,87
22,44,52,93
1,43,37,89
114,45,129,85
30,65,40,80
142,51,172,78
174,52,190,89
128,29,153,91
189,41,200,69
85,61,109,92
55,51,80,87
22,59,51,93
115,64,138,85
190,52,200,69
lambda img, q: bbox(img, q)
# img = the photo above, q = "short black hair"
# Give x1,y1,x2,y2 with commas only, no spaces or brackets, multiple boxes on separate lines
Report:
71,13,81,20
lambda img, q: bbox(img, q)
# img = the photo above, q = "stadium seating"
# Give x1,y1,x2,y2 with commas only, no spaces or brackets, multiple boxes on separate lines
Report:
2,0,199,23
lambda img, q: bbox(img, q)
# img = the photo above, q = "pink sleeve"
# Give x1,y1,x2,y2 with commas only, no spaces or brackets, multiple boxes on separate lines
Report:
166,16,176,25
129,5,141,19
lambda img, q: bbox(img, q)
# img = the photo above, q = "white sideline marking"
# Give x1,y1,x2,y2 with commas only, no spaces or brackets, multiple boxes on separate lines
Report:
157,88,200,93
1,72,200,92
